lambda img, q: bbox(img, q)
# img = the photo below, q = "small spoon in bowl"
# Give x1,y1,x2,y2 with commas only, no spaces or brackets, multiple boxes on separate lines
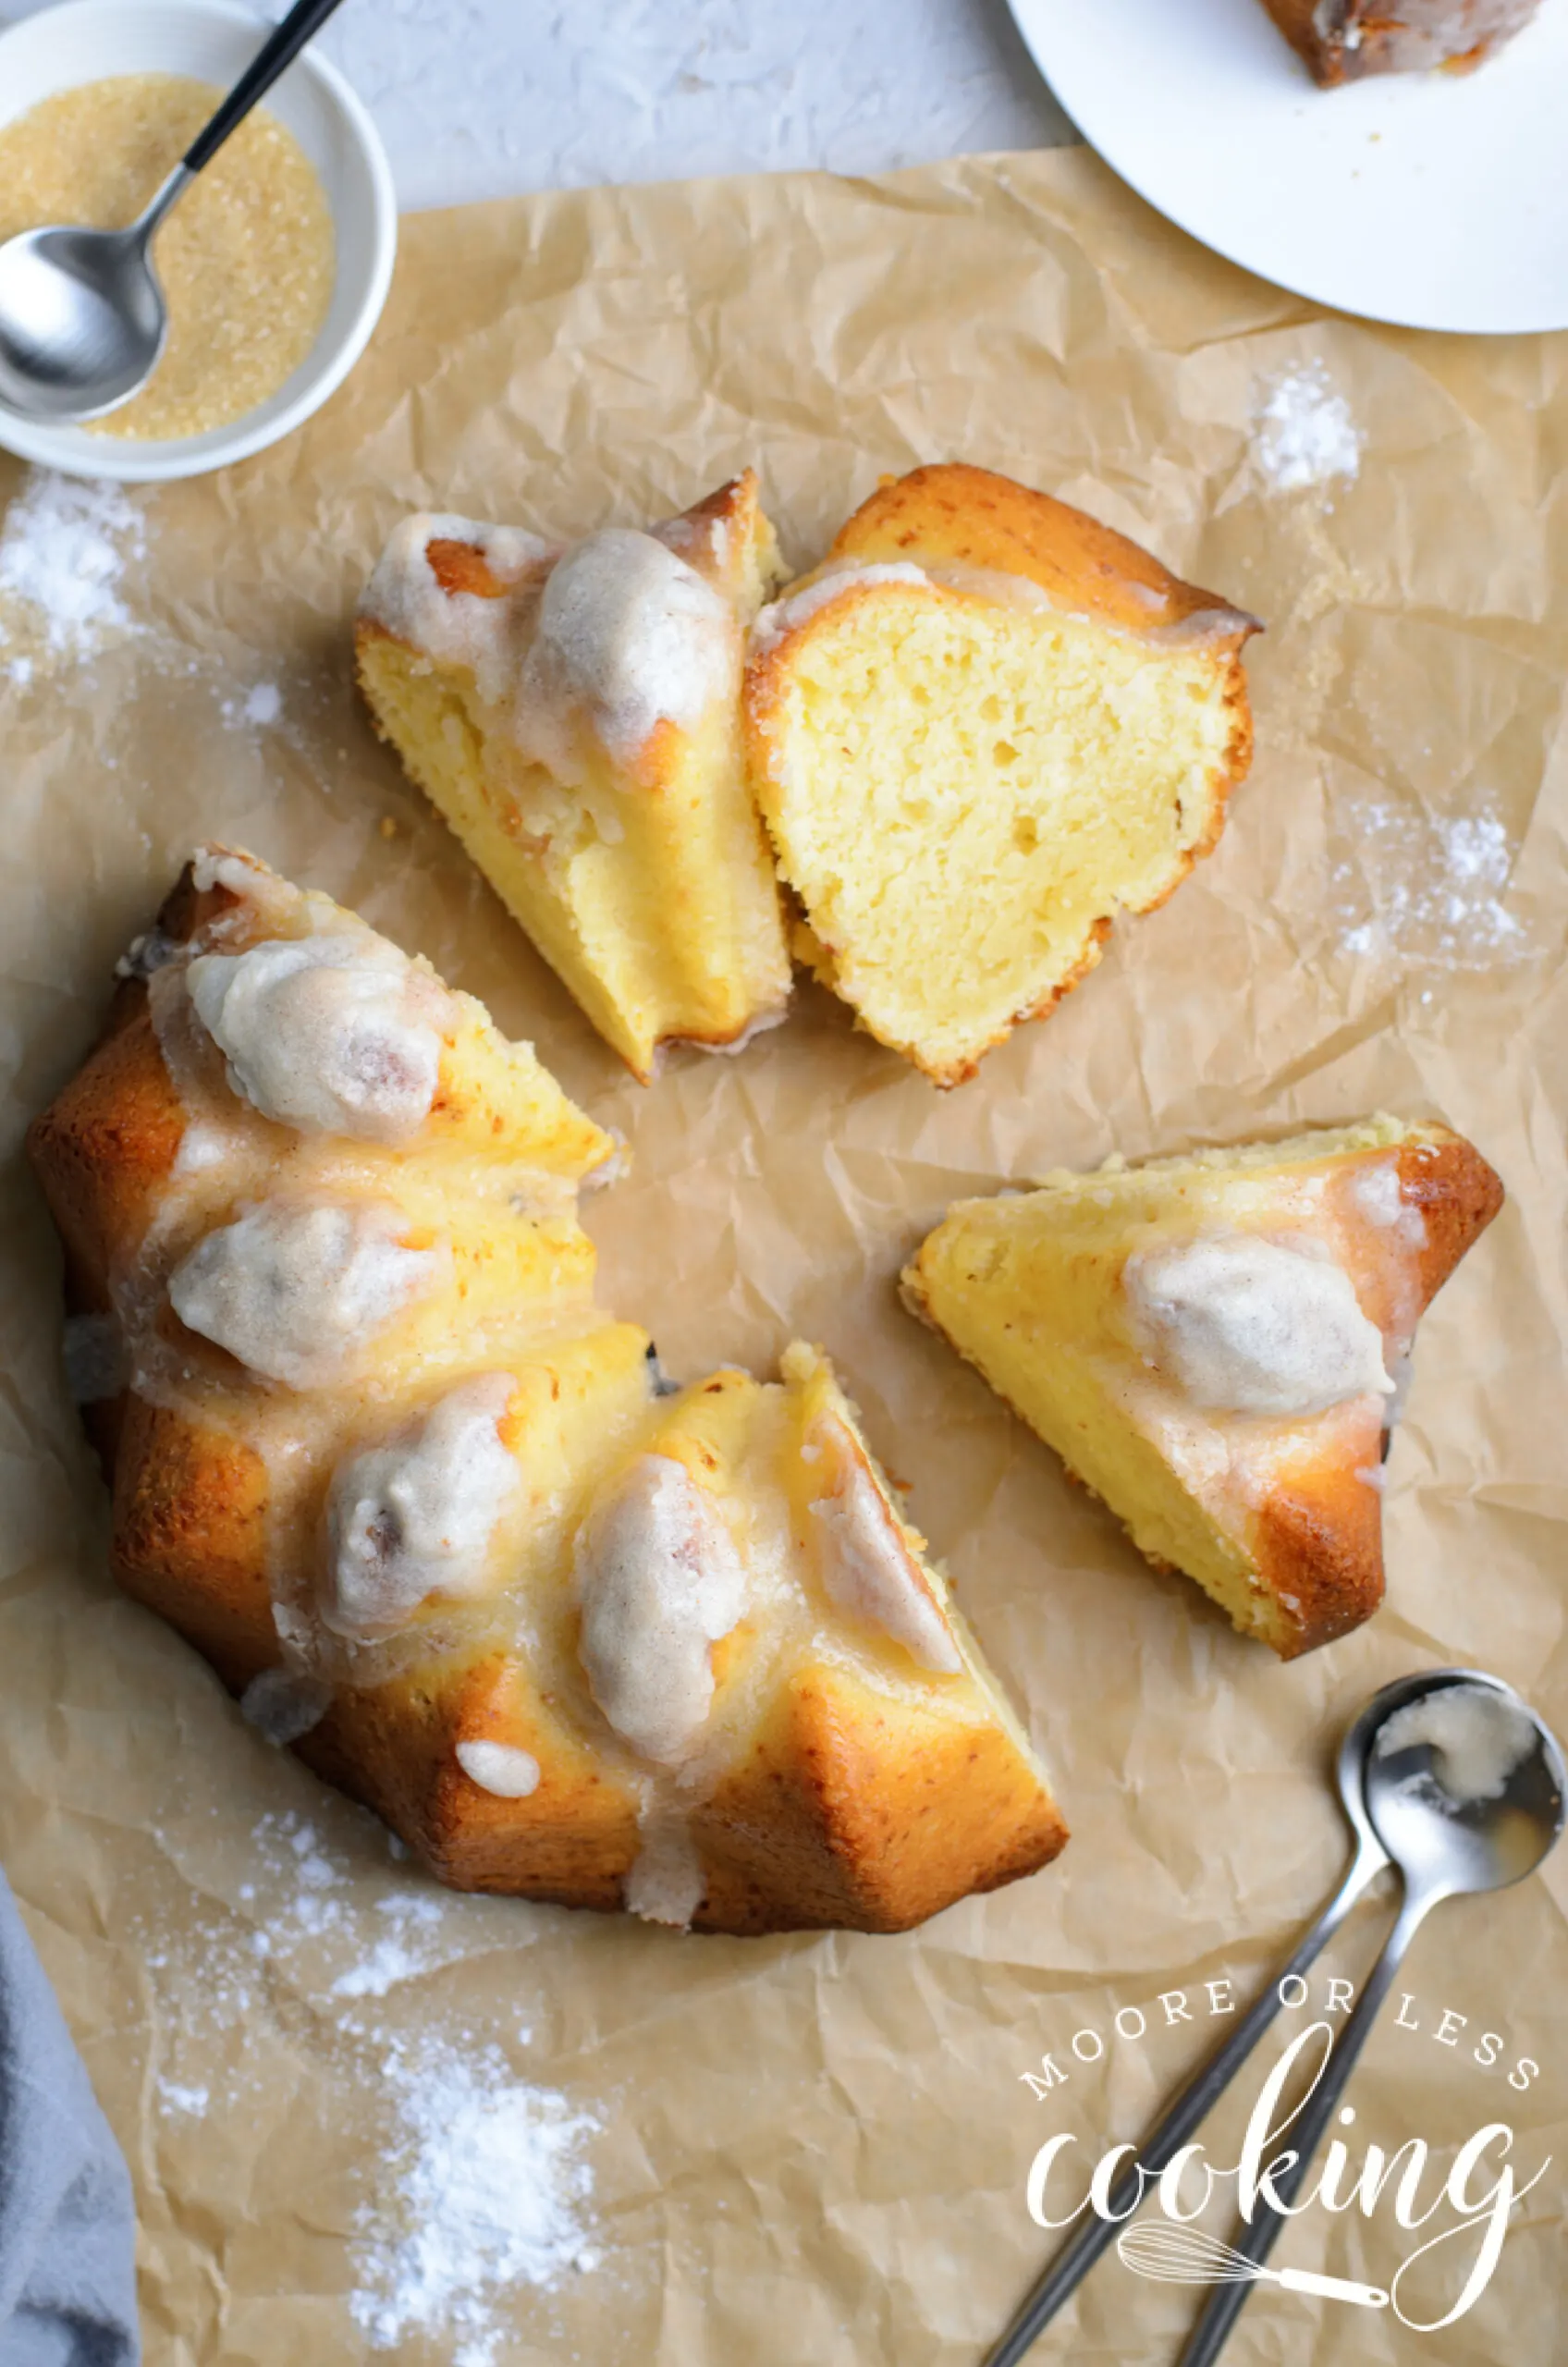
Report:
1175,1668,1565,2367
0,0,349,424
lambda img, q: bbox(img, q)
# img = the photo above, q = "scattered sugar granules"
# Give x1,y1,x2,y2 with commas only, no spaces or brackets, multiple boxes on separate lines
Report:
1252,362,1362,495
0,470,146,657
350,2034,601,2367
1333,799,1526,966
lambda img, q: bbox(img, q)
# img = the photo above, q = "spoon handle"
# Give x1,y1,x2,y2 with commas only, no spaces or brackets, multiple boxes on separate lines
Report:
1175,1884,1439,2367
182,0,353,178
980,1835,1387,2367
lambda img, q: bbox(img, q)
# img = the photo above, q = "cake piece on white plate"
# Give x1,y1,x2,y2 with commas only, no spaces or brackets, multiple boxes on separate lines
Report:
1259,0,1541,86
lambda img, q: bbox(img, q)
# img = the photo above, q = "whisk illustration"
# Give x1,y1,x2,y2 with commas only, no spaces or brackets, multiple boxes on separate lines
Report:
1116,2224,1389,2311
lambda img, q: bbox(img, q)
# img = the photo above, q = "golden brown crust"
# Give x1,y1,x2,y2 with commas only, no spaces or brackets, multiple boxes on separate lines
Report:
832,463,1258,642
1248,1127,1505,1658
306,1651,643,1911
1250,1441,1388,1658
695,1664,1068,1934
1399,1131,1506,1312
300,1646,1070,1935
110,1395,277,1688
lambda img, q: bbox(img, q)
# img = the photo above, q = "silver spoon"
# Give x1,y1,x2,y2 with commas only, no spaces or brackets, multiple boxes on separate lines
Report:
983,1680,1395,2367
1177,1668,1563,2367
983,1668,1563,2367
0,0,350,425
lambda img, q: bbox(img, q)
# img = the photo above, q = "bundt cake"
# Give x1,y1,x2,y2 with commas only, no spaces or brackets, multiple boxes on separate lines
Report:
742,463,1259,1087
355,472,792,1085
902,1119,1503,1657
1260,0,1541,83
28,848,1066,1934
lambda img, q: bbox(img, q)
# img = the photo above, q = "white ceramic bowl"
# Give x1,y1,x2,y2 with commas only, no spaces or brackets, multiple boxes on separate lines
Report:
0,0,397,481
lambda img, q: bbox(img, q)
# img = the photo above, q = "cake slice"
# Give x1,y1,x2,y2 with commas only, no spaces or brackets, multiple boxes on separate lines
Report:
1259,0,1540,84
902,1119,1503,1657
357,472,792,1082
743,463,1257,1086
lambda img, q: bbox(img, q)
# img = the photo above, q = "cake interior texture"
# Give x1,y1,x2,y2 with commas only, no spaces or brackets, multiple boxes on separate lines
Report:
745,464,1256,1085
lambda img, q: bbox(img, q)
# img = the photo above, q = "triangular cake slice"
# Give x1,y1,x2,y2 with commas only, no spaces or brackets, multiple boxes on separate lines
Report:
357,471,792,1081
902,1118,1503,1656
743,462,1257,1085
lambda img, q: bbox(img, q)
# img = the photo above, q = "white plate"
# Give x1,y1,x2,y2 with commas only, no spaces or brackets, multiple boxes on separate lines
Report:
1006,0,1568,334
0,0,397,482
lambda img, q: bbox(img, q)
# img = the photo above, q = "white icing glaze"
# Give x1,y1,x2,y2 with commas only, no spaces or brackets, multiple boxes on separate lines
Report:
171,1122,233,1176
1125,1233,1392,1418
750,553,1255,658
751,561,929,653
1374,1683,1538,1809
516,527,734,770
574,1453,746,1764
323,1373,520,1638
359,512,553,704
456,1738,542,1798
653,508,730,572
187,929,447,1145
624,1811,705,1928
366,515,736,773
805,1417,961,1674
1347,1156,1427,1249
168,1198,449,1388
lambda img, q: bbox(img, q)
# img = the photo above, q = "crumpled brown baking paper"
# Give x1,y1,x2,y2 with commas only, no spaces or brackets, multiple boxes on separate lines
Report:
2,146,1566,2367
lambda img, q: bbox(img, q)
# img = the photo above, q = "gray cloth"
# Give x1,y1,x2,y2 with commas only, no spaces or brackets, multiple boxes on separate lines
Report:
0,1868,139,2366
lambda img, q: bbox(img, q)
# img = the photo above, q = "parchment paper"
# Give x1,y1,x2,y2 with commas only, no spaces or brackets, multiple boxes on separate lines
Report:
2,147,1566,2367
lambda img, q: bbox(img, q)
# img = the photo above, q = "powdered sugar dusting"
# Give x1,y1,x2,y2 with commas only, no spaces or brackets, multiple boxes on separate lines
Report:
0,470,147,659
350,2034,600,2364
331,1891,449,1998
1252,362,1361,495
132,1802,609,2349
1332,798,1528,967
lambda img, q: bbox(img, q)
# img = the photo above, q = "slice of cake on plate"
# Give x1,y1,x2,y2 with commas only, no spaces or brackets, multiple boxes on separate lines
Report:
1259,0,1541,84
743,463,1258,1086
902,1118,1503,1657
357,472,792,1083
